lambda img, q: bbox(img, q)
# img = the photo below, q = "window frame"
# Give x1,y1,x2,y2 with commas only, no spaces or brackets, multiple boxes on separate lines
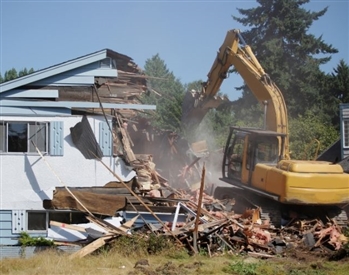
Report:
254,137,279,164
26,210,89,232
343,119,349,149
26,211,48,232
0,121,49,154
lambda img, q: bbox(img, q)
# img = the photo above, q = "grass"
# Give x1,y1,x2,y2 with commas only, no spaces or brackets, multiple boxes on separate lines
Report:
1,248,349,275
1,250,349,275
1,234,349,275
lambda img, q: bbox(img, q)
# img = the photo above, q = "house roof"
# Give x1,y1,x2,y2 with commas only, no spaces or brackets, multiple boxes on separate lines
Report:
0,49,134,94
0,49,155,114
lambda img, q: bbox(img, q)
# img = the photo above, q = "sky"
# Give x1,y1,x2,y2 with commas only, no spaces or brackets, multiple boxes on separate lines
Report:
0,0,348,100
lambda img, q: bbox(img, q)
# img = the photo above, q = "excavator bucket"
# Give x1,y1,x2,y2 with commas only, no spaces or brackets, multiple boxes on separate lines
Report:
181,89,228,130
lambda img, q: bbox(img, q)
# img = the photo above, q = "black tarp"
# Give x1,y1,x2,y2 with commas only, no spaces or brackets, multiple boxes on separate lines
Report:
70,115,104,159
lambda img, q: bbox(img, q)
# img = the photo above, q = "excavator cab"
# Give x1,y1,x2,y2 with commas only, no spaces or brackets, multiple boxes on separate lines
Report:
221,126,286,186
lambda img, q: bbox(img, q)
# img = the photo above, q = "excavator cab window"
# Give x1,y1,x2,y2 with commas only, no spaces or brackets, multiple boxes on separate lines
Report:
223,128,282,181
253,136,279,165
226,134,245,178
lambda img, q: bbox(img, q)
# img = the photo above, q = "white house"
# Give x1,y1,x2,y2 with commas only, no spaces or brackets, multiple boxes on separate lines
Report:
0,49,155,245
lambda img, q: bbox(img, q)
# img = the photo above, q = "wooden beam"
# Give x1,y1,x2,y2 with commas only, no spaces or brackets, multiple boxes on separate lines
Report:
69,235,114,259
94,156,183,245
50,221,86,233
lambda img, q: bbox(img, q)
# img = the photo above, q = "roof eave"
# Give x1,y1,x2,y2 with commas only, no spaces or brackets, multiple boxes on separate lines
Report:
0,49,109,93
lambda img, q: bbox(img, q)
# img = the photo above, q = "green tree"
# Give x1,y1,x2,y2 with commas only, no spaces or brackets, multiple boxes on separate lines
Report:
330,59,349,103
183,80,237,148
316,60,349,130
289,111,339,159
142,54,185,132
232,0,338,118
202,105,236,148
184,80,202,93
189,101,236,149
1,67,35,83
231,95,264,128
3,68,18,82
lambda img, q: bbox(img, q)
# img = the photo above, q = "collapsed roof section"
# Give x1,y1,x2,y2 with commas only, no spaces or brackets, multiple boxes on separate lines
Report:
0,49,155,117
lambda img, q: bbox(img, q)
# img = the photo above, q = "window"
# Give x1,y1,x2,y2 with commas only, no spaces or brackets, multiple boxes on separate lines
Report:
26,211,88,232
49,211,88,225
27,211,47,231
0,121,48,153
255,137,279,164
227,135,245,178
344,119,349,148
0,122,5,152
8,123,28,152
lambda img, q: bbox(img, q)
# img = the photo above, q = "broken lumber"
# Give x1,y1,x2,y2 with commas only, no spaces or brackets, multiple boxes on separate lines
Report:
69,235,114,259
50,221,87,233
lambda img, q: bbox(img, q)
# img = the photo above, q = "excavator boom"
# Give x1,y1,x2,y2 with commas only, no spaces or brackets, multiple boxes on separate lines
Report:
182,29,289,157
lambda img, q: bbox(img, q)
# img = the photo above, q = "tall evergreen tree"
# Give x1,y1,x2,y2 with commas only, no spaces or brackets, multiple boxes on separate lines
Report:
330,59,349,103
321,59,349,129
142,54,185,132
184,80,202,95
232,0,338,118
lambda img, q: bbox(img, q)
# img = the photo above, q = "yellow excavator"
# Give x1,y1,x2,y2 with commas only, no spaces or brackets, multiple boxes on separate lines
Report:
182,29,349,226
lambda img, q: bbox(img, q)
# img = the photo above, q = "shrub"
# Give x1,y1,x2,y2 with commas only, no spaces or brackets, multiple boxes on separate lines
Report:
18,232,55,247
222,260,259,275
108,234,188,258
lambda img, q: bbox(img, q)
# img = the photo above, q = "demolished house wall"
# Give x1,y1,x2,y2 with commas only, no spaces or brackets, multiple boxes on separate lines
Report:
0,49,153,246
0,114,137,245
0,115,136,211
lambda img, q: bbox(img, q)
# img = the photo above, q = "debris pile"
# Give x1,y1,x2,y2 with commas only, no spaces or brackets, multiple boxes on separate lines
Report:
43,115,349,260
46,175,348,259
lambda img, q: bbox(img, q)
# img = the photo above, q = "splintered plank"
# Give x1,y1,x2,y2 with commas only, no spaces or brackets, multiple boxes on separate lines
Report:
115,113,136,162
119,214,139,232
50,221,87,232
69,235,114,259
191,140,208,154
85,215,127,235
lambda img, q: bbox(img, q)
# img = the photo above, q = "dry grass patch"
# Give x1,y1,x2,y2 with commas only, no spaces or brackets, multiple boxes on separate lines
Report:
2,233,349,275
2,251,349,275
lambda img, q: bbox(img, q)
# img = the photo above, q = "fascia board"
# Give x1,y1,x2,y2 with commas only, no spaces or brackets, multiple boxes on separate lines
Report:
0,99,156,110
3,89,59,98
0,50,108,93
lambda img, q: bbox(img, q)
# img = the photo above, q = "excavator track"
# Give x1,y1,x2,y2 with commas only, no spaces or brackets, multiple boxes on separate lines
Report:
213,186,349,228
258,202,348,228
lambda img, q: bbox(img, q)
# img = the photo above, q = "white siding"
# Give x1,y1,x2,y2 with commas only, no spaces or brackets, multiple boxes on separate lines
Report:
0,115,136,210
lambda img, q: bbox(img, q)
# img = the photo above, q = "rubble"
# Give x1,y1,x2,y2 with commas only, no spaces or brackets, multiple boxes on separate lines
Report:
45,170,348,259
41,113,349,260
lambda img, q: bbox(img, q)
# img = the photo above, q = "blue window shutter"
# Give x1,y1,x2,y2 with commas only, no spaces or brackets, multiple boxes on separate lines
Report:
50,121,64,156
99,121,112,156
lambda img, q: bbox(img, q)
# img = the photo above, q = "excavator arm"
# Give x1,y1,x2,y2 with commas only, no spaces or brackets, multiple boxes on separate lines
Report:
182,29,289,157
